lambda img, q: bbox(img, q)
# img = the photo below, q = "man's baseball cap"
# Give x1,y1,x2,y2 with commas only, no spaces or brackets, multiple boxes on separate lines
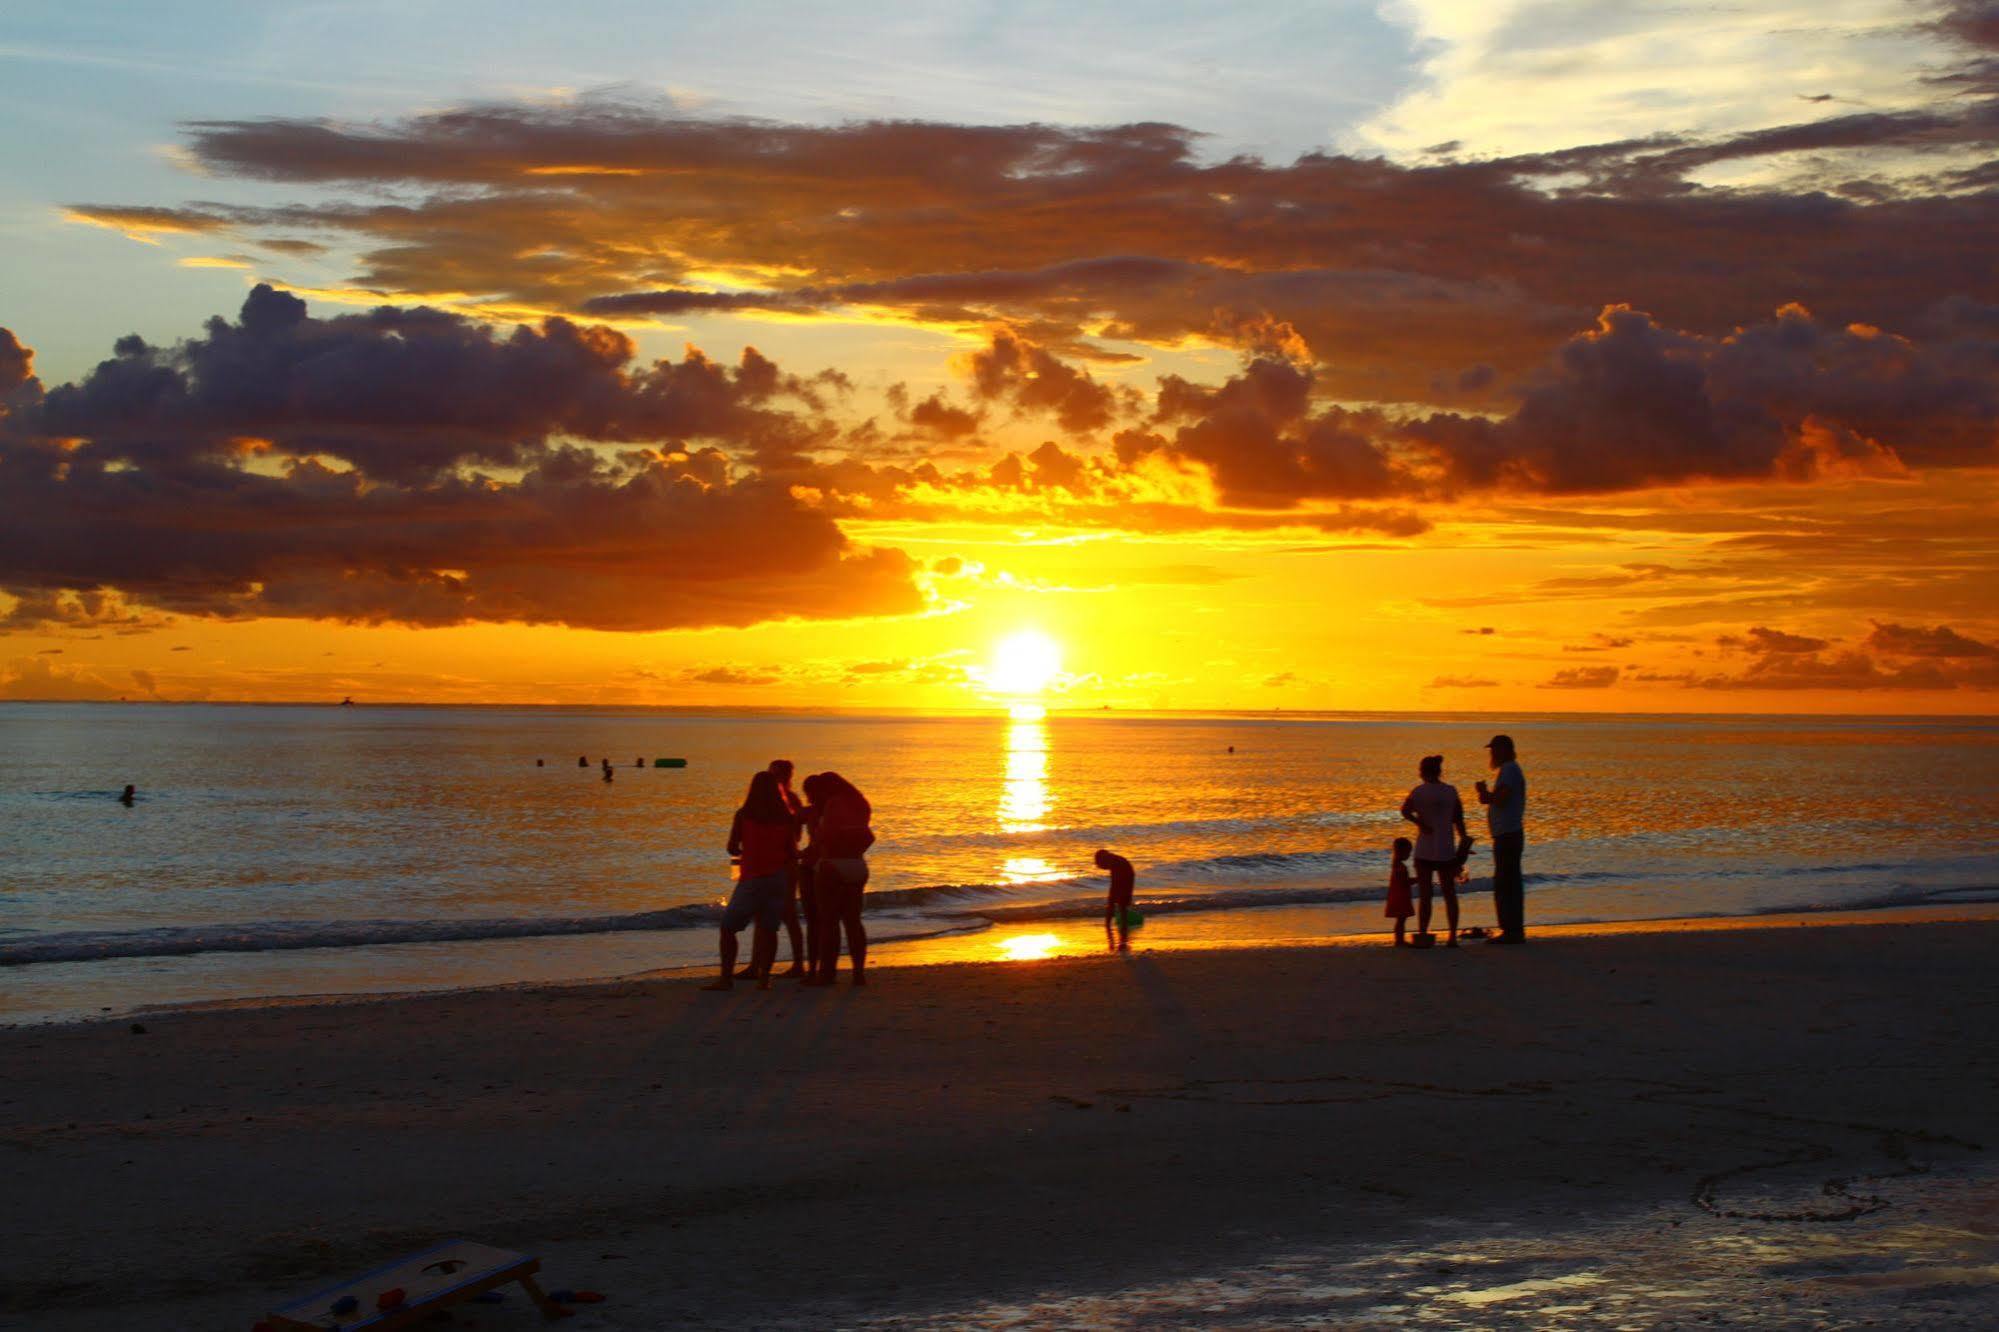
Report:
1484,734,1514,751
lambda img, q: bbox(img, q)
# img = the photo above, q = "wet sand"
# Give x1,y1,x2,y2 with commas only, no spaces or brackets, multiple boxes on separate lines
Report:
2,914,1995,1329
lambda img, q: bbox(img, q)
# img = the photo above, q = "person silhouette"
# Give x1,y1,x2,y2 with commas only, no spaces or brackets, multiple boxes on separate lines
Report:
736,760,808,979
706,770,795,991
1476,734,1529,944
804,772,873,987
1400,755,1466,947
1095,849,1136,951
118,784,136,806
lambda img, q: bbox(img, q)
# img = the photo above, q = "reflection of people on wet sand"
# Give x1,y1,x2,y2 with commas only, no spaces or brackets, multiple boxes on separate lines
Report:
705,771,795,992
1401,755,1466,948
1095,849,1136,951
805,772,874,987
1477,733,1530,945
1385,837,1413,946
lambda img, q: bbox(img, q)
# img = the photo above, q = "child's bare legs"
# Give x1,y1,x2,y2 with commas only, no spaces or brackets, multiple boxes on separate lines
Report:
1393,915,1408,946
839,886,867,983
798,868,821,974
1106,891,1131,951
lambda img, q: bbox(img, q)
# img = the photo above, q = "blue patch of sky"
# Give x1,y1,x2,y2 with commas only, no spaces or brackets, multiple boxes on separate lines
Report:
1,1,1422,382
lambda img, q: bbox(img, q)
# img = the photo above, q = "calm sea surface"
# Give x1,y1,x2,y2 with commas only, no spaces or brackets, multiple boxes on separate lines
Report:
2,704,1995,1020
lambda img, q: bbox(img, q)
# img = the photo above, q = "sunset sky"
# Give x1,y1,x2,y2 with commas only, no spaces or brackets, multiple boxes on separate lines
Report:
2,1,1996,712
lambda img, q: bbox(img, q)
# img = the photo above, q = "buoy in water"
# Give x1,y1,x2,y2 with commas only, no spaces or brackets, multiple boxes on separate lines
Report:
653,757,688,768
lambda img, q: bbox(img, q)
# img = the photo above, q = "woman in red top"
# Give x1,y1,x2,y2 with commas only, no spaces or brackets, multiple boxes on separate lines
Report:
734,759,808,979
704,770,796,991
804,771,874,987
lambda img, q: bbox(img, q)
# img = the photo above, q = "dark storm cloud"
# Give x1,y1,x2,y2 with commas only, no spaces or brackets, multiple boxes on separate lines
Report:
1112,356,1399,507
906,392,983,440
966,329,1123,435
1719,626,1831,655
1653,618,1999,692
1864,620,1998,658
1402,304,1999,493
1071,295,1997,505
0,294,922,632
29,285,840,481
0,329,34,395
1542,665,1620,688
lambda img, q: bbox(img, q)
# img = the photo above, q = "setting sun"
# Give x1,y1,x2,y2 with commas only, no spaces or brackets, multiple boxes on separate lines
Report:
988,629,1063,698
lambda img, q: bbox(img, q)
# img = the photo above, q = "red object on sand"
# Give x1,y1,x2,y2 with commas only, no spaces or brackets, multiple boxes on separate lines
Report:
377,1286,407,1309
566,1289,606,1303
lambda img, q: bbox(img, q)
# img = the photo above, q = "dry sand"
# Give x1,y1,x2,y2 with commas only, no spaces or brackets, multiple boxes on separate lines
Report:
2,914,1995,1329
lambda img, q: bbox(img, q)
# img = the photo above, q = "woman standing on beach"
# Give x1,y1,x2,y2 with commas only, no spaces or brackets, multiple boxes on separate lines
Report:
707,771,796,991
805,772,874,987
765,759,809,977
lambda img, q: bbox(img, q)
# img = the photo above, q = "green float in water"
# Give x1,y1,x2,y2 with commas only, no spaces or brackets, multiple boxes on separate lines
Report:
653,757,688,768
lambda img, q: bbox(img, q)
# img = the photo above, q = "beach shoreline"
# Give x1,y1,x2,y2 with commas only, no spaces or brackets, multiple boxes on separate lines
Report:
8,899,1998,1032
3,915,1995,1329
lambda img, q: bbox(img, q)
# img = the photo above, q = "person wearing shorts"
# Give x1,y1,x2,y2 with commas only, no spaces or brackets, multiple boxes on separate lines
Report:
705,770,797,991
1400,754,1467,947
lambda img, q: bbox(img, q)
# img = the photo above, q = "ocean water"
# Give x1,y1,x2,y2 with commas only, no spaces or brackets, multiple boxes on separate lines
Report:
2,704,1996,1020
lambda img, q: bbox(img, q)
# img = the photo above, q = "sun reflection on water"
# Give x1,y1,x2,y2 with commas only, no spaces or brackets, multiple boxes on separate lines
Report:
996,933,1062,961
998,714,1050,833
1001,857,1066,884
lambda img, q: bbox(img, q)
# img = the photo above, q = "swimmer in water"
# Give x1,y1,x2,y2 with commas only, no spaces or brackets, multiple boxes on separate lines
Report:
119,784,136,806
602,758,614,782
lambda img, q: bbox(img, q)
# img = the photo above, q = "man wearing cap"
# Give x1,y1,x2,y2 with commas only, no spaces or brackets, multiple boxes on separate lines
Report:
1475,734,1528,944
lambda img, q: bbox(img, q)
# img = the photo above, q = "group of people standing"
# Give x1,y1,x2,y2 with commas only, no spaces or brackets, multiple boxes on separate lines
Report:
1388,733,1529,948
706,760,874,990
705,735,1528,984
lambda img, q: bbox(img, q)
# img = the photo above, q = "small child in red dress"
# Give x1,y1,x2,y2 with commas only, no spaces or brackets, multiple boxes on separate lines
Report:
1386,836,1414,946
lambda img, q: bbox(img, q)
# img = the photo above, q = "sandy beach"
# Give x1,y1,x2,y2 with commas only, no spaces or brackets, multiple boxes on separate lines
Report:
4,914,1996,1330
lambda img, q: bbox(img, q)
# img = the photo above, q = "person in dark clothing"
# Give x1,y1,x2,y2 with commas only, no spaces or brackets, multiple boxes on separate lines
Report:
804,772,873,987
1476,734,1529,944
1095,849,1136,951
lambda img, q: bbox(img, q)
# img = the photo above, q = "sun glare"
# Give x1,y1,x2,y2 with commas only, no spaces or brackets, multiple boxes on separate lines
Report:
996,933,1062,962
989,629,1062,697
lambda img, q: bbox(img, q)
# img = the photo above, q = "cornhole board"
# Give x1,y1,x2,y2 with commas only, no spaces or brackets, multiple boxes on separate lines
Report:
263,1238,566,1329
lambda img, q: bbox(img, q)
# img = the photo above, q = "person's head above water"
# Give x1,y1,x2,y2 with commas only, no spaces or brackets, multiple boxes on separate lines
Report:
1393,836,1412,860
740,769,790,822
1420,754,1444,781
1484,734,1517,765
